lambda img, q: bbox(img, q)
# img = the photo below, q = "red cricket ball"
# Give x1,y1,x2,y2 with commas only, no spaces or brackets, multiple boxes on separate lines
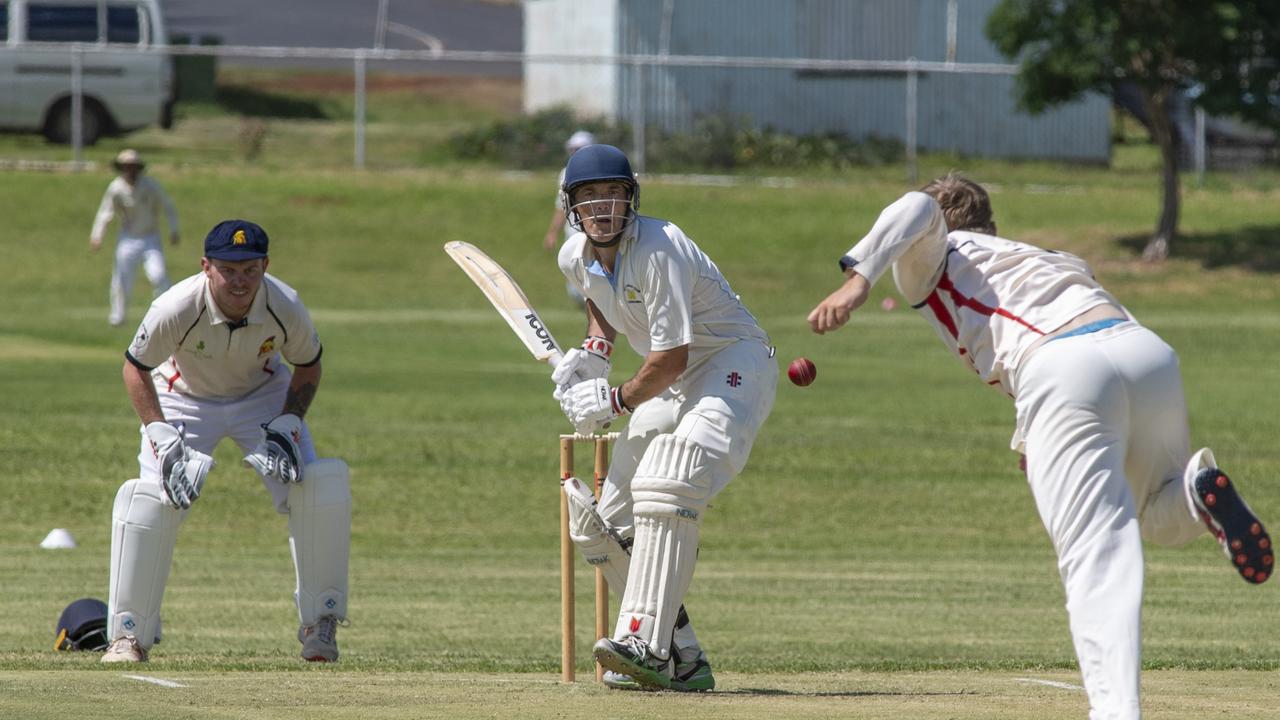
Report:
787,357,817,387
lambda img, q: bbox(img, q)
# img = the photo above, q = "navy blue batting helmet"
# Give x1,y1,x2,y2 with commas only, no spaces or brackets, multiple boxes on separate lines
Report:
560,144,640,242
55,597,109,651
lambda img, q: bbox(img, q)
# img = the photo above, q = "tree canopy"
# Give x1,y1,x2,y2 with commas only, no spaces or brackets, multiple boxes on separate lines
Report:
986,0,1279,260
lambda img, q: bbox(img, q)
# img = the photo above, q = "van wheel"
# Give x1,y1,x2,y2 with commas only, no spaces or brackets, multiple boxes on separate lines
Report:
44,99,108,145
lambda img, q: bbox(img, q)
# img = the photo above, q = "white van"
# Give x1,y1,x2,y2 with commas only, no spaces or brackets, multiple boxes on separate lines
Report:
0,0,174,144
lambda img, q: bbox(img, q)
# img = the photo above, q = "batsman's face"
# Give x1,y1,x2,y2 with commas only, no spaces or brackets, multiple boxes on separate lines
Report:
202,257,268,320
571,181,632,242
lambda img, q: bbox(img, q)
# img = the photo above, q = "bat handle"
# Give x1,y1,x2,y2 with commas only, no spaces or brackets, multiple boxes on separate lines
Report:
547,350,565,368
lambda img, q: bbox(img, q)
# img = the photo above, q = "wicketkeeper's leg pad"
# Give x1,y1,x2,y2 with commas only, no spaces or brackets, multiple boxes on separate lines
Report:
109,479,185,649
288,458,351,625
564,475,631,592
616,434,711,659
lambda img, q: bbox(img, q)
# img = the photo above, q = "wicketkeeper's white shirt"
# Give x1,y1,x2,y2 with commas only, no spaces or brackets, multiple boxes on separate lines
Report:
91,176,179,242
841,192,1128,398
126,273,322,400
558,216,772,367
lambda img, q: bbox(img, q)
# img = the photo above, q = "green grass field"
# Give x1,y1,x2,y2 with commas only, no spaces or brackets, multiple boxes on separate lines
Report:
2,76,1280,718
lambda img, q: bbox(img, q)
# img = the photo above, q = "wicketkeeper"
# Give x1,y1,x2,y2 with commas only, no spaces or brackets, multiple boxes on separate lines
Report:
807,174,1272,720
553,144,777,691
103,219,350,663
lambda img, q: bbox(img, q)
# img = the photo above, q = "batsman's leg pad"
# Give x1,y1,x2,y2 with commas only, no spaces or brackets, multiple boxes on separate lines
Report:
109,479,184,649
631,433,714,521
617,435,709,659
288,459,351,625
564,475,631,592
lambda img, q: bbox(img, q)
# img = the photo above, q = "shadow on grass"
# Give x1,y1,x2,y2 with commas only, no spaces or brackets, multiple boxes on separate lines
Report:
726,688,978,698
214,85,330,120
1119,225,1280,272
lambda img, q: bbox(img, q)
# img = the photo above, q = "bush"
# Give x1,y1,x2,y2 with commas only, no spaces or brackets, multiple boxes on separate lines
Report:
448,106,628,169
449,109,903,172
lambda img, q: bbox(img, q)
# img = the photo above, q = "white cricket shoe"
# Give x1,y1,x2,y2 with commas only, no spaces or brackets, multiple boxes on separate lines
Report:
101,636,148,663
298,616,339,662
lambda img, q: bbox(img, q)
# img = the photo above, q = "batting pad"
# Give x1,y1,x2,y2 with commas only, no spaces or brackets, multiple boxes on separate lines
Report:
631,433,714,520
563,475,630,592
616,513,699,660
616,434,709,659
109,479,184,649
288,459,351,625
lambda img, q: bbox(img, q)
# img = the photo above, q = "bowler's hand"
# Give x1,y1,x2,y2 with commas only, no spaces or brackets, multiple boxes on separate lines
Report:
89,236,103,253
807,272,871,334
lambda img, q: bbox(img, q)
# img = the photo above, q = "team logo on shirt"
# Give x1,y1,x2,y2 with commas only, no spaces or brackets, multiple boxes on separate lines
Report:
257,336,276,357
623,284,643,304
184,340,214,360
233,229,247,245
131,326,148,351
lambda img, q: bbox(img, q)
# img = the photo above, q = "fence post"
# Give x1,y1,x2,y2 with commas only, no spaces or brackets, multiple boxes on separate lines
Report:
1193,105,1206,187
905,60,918,185
631,62,646,174
71,47,84,165
354,51,367,169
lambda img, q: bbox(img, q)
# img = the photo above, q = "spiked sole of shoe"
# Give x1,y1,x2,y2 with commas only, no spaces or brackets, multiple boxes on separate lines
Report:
1195,469,1273,584
593,645,671,690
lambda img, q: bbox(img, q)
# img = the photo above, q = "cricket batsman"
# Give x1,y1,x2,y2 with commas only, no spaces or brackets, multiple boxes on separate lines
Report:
553,144,778,691
102,219,350,663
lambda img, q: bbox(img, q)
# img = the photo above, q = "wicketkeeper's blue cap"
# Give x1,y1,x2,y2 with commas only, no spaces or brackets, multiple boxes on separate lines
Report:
204,219,269,261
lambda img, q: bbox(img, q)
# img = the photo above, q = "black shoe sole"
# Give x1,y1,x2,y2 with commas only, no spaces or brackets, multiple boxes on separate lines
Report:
1195,469,1273,584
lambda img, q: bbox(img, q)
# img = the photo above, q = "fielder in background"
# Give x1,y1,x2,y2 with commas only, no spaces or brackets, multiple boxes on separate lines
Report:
807,174,1272,720
554,144,778,691
543,130,597,307
89,149,180,327
103,219,350,664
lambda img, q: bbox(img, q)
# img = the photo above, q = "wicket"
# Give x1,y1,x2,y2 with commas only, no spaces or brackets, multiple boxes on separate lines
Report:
559,432,619,682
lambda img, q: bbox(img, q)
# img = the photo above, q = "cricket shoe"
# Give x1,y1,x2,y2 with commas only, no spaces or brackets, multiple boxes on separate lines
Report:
1187,450,1273,584
101,636,148,663
602,657,715,692
298,615,339,662
593,637,671,690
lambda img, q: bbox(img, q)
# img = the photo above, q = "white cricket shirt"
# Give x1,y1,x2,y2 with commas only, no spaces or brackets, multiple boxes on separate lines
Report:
90,175,179,241
841,192,1127,397
126,272,322,400
559,216,771,368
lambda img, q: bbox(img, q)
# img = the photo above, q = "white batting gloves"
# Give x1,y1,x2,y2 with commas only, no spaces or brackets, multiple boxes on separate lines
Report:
552,336,613,403
563,378,631,435
244,413,304,484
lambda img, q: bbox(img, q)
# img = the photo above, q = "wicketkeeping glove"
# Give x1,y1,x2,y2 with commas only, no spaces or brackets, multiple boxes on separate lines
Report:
145,421,213,509
243,413,304,484
563,378,632,435
552,336,613,403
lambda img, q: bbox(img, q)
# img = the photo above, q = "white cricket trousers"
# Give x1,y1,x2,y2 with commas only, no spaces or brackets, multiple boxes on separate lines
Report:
1015,321,1204,720
111,233,169,325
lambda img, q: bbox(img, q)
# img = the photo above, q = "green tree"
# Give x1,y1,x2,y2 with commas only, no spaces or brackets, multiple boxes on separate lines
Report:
986,1,1280,261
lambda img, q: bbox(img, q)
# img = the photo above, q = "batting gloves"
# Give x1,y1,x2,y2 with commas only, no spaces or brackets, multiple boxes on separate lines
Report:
563,378,632,435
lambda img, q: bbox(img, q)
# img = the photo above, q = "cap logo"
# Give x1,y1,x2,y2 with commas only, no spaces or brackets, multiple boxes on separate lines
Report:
233,230,247,245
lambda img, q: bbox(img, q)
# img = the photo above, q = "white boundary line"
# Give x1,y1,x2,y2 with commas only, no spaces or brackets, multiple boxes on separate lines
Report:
1016,677,1084,691
123,674,187,688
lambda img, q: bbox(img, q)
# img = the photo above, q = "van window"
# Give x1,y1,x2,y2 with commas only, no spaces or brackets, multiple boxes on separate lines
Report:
107,6,139,43
27,4,98,42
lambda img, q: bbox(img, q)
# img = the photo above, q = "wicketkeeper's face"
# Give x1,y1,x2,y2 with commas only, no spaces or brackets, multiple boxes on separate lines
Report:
202,257,268,320
571,181,632,243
